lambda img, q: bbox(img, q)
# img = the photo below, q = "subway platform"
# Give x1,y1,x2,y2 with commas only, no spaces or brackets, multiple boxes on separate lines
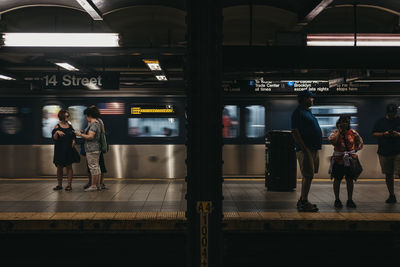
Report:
1,179,400,230
1,179,400,265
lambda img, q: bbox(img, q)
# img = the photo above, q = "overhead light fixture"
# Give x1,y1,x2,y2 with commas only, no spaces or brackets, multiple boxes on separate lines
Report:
0,74,15,80
307,34,400,46
143,59,162,71
75,0,102,20
55,62,79,71
2,33,120,47
156,75,168,81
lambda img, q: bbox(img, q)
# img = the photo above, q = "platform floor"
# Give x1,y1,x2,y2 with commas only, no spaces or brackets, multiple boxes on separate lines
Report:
0,179,399,213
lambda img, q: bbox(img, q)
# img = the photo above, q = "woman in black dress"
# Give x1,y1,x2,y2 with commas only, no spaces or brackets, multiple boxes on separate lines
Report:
52,109,76,191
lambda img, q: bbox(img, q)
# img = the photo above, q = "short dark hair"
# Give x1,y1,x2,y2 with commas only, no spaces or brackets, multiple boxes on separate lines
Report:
58,109,69,121
88,105,100,118
336,115,351,129
84,107,98,118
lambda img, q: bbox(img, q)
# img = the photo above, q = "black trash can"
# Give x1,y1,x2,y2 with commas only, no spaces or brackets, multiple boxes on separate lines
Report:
265,130,297,191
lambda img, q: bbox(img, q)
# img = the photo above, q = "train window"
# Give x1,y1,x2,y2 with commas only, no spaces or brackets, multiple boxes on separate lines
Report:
223,105,239,138
310,105,358,138
68,106,87,131
42,105,61,138
128,118,179,137
245,105,265,138
0,106,21,135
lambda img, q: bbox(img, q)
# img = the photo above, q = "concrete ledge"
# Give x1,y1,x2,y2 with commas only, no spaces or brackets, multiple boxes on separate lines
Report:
1,212,400,232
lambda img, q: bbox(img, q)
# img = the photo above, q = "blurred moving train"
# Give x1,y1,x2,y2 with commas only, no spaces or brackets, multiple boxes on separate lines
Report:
0,91,396,179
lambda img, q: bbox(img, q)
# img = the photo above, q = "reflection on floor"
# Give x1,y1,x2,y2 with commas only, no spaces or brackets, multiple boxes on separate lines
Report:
0,179,399,213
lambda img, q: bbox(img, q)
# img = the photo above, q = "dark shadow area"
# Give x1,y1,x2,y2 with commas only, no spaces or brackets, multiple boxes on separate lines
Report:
0,232,186,266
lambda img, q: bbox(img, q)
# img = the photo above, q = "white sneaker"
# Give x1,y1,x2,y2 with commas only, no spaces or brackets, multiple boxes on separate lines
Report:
84,186,98,192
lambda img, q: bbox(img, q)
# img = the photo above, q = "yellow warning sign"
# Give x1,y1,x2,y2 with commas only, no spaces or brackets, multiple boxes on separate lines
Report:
131,107,174,115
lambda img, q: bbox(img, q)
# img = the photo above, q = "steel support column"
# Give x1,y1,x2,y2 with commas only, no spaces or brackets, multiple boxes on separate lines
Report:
185,0,223,266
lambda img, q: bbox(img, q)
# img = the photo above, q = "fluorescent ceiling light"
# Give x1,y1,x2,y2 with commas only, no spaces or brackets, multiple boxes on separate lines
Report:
143,60,162,71
0,74,15,80
55,62,79,71
307,34,400,46
2,33,119,47
76,0,102,20
156,75,168,81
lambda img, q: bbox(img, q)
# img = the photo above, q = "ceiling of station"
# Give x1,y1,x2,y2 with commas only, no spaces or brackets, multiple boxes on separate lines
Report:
0,0,399,91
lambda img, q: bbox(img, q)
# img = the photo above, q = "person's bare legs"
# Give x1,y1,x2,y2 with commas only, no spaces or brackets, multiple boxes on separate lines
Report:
56,166,63,187
385,174,395,196
66,165,73,188
333,179,341,200
85,173,92,189
346,178,354,201
300,177,312,201
91,174,100,188
100,173,104,185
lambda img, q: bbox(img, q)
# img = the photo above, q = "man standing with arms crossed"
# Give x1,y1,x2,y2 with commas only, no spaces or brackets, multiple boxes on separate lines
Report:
372,103,400,203
291,89,322,212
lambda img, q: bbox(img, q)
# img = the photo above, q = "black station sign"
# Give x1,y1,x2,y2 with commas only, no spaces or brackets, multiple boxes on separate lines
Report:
130,104,176,115
222,78,375,95
24,72,120,90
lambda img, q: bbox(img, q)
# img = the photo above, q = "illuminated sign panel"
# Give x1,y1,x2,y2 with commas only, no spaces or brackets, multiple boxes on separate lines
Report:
130,105,175,115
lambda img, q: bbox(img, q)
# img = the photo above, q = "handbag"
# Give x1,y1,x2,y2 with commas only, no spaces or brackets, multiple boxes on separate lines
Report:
79,141,86,156
72,147,81,163
343,132,363,180
100,132,109,153
348,156,363,180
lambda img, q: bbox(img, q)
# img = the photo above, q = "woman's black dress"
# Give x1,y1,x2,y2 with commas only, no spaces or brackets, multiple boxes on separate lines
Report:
52,124,76,167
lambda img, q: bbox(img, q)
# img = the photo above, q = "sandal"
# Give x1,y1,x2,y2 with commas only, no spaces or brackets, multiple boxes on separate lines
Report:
53,185,63,191
65,186,72,191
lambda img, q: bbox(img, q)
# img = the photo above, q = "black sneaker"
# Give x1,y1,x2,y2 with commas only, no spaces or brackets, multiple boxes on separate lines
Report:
297,199,317,208
83,183,90,190
346,199,357,208
385,195,397,204
297,200,319,212
334,199,343,208
53,185,63,191
101,183,107,190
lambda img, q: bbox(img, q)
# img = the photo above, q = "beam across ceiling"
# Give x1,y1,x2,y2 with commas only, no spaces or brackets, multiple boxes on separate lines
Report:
75,0,102,20
293,0,334,30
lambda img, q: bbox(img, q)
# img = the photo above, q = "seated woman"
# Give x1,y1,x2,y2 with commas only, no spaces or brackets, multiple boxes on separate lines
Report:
328,115,363,208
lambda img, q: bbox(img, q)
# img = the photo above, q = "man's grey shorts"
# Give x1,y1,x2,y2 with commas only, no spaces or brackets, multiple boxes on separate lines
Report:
296,149,319,179
378,154,400,175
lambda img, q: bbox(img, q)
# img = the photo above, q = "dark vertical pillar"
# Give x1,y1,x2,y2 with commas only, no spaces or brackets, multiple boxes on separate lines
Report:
185,0,223,267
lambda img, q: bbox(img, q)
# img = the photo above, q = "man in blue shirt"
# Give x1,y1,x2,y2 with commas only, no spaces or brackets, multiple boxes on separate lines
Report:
372,104,400,203
291,89,322,212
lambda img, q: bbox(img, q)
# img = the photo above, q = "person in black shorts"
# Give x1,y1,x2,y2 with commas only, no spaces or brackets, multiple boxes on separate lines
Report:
328,115,363,208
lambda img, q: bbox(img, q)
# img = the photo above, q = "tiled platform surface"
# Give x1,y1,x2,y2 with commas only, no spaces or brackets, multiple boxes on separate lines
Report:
1,179,400,232
1,179,400,213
